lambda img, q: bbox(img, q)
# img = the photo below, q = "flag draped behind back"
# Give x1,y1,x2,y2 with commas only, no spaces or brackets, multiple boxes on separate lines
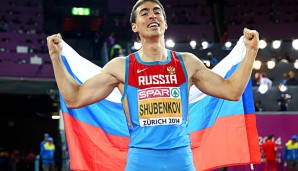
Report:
60,36,261,171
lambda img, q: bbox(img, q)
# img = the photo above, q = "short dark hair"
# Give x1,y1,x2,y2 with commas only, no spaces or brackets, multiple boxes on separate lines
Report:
267,134,274,140
130,0,166,41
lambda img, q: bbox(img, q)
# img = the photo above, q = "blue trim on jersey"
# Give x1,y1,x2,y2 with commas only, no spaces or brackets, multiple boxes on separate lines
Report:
167,49,171,61
121,56,130,102
135,50,172,65
176,52,190,123
176,52,189,85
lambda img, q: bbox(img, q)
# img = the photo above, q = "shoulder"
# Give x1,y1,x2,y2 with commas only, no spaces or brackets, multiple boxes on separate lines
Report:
175,52,207,79
179,52,201,61
110,56,127,64
102,57,126,82
178,52,205,68
179,52,199,60
104,56,126,70
178,52,193,57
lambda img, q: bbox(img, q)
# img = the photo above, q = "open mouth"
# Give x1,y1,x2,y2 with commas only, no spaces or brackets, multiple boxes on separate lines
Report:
147,23,160,28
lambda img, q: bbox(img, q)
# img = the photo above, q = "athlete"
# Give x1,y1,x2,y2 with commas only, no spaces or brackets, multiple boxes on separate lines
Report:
47,0,259,170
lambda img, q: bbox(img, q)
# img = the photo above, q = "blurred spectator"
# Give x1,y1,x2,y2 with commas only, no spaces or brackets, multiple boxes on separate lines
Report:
16,59,27,64
255,100,263,112
257,72,272,94
260,72,272,88
92,31,104,60
40,133,49,159
253,72,261,86
17,26,25,34
109,41,123,60
41,137,55,171
286,71,298,85
278,93,292,111
106,32,116,60
9,150,20,171
221,31,228,44
29,46,37,53
0,146,9,171
280,72,289,85
106,32,115,50
25,149,36,171
206,52,218,69
262,134,277,171
282,135,298,171
0,15,9,32
277,53,295,63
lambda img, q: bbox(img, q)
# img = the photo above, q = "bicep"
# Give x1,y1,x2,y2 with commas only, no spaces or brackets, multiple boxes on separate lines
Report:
183,52,234,100
69,58,125,108
76,71,119,107
192,67,229,98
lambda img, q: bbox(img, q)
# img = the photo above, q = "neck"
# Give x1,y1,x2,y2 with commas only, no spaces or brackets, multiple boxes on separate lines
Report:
138,36,167,62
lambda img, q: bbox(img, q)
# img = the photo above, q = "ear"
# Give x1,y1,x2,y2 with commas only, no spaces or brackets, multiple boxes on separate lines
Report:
132,23,138,33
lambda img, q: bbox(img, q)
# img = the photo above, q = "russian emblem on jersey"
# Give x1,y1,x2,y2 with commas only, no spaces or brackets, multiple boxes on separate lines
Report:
167,66,175,75
138,87,182,127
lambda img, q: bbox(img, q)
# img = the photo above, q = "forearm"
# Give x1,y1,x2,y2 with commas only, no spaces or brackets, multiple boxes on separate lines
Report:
47,34,84,107
228,48,258,97
51,54,80,105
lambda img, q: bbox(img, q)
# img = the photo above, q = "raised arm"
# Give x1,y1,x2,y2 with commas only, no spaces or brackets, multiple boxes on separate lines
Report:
47,34,124,108
185,28,259,101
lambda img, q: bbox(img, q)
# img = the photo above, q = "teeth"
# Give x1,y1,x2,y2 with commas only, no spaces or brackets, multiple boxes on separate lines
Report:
148,23,158,28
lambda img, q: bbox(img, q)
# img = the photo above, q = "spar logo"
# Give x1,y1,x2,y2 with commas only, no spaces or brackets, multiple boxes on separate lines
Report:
171,88,179,98
138,87,180,100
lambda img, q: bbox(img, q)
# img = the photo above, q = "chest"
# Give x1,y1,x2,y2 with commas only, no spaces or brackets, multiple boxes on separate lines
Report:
127,56,186,89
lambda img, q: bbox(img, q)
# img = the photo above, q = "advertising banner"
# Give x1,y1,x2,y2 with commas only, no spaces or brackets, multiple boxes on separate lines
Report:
224,113,298,171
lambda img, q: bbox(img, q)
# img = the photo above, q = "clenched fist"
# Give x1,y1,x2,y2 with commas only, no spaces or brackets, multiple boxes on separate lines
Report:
243,28,259,51
47,33,63,60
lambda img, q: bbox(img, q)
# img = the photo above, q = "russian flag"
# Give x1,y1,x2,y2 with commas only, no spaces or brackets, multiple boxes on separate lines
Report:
60,36,261,171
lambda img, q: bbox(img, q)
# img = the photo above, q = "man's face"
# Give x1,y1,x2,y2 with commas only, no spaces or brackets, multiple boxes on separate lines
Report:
289,71,295,78
132,1,167,41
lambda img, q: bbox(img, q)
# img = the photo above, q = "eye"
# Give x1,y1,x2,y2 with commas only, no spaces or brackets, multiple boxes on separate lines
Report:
140,12,148,16
154,11,161,15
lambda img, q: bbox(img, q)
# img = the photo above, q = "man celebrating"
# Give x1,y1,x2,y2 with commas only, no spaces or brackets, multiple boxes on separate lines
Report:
47,0,259,170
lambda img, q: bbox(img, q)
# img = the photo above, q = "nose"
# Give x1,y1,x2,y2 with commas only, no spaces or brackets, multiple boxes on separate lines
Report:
148,11,157,19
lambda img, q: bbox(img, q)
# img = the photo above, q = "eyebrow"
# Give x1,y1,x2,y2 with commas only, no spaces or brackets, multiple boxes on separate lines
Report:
139,6,161,14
